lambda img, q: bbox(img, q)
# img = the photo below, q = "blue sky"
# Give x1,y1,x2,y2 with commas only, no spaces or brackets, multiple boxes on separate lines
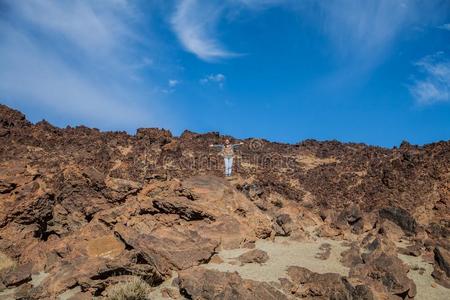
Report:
1,0,450,147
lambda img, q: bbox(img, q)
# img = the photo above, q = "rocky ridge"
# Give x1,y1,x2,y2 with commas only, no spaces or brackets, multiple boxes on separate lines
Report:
0,104,449,299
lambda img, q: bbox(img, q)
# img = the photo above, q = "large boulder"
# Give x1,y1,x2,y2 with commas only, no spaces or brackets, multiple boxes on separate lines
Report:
285,266,374,299
238,249,269,265
350,253,416,298
379,207,417,235
152,197,215,221
136,128,172,143
115,224,219,277
434,246,450,277
273,213,294,236
0,104,31,129
1,263,32,287
177,267,288,299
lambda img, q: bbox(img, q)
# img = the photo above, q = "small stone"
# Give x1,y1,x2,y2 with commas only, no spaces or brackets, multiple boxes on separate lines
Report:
238,249,269,265
209,255,224,264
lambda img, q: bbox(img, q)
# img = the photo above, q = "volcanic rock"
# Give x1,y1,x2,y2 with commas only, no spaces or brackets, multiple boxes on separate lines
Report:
379,206,418,235
238,249,269,265
434,246,450,277
350,253,416,298
285,266,374,299
0,104,449,298
177,267,287,299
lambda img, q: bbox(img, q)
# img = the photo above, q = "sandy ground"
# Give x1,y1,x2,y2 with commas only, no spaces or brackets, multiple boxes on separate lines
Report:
398,253,449,300
149,236,351,299
2,237,449,299
149,236,450,300
58,286,82,300
204,237,350,281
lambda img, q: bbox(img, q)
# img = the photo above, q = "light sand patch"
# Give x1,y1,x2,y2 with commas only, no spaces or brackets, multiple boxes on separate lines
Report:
118,145,133,156
30,271,50,287
0,252,15,271
110,159,123,171
0,288,16,300
58,286,82,300
86,235,125,259
345,171,367,189
204,237,350,283
288,178,302,189
26,146,44,153
296,154,339,170
399,254,449,299
240,161,259,171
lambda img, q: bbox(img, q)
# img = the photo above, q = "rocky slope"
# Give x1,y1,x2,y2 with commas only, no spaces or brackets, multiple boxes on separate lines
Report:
0,104,449,299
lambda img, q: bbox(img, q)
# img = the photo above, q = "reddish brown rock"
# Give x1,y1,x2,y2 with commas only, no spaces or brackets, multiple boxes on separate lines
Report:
434,246,450,277
0,104,449,298
350,253,416,298
379,206,418,235
238,249,269,265
286,266,374,299
177,267,288,299
1,263,32,287
115,224,219,276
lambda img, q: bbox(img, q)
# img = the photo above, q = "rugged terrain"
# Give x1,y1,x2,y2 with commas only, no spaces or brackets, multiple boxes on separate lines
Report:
0,104,449,299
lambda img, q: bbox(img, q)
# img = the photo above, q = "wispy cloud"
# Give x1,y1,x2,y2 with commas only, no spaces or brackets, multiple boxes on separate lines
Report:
171,0,239,62
169,79,180,87
170,0,432,69
308,1,420,67
0,0,164,130
409,52,450,105
438,23,450,31
232,0,288,9
200,73,226,87
162,79,181,94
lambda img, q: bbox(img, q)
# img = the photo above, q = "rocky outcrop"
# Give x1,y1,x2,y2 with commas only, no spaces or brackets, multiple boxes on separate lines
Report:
379,206,417,235
434,247,450,277
351,253,416,298
178,267,287,300
433,246,450,287
0,104,449,298
282,266,374,299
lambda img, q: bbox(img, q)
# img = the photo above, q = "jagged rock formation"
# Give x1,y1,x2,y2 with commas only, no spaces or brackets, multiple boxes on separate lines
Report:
0,104,449,299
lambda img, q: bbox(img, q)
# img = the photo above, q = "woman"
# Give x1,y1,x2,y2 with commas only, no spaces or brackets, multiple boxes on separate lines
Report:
209,139,244,177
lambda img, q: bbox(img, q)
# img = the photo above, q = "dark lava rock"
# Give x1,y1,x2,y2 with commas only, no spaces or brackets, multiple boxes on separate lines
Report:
350,253,416,298
379,206,417,235
0,180,16,194
273,213,293,236
434,246,450,277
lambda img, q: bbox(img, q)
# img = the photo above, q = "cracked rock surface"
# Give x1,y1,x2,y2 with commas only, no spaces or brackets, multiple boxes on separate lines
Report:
0,104,449,299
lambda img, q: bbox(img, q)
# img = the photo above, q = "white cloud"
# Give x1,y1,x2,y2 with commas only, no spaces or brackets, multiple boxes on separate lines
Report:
438,23,450,31
311,1,417,66
231,0,286,9
409,52,450,105
168,79,180,87
0,0,164,129
171,0,239,62
8,1,135,59
170,0,428,68
200,73,226,87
